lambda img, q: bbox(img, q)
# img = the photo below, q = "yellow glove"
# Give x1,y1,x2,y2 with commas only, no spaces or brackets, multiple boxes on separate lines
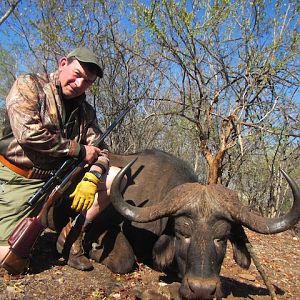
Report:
69,172,101,212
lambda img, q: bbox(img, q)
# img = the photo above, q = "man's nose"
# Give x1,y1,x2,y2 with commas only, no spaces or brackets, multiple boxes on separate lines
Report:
75,78,85,88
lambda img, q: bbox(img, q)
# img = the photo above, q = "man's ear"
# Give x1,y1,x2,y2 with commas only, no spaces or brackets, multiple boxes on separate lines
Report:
58,57,68,70
229,225,251,269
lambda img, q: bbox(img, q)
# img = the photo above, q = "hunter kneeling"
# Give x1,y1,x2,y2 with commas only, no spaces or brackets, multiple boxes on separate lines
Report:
0,47,125,274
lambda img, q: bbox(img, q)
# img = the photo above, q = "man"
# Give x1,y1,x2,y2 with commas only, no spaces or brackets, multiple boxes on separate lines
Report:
0,47,121,272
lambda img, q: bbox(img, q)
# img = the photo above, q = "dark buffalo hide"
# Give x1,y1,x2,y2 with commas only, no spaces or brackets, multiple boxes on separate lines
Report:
49,149,300,300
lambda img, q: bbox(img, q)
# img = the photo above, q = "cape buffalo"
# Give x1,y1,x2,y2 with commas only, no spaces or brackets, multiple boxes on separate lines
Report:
54,149,300,300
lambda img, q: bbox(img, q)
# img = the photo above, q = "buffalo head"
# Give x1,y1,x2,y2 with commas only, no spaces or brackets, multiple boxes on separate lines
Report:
110,160,300,300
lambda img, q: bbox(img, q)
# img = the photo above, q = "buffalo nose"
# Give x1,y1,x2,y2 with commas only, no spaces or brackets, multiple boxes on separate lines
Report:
181,276,221,300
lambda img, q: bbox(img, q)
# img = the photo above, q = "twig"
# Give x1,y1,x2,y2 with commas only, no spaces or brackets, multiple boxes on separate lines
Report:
245,240,278,300
0,0,21,26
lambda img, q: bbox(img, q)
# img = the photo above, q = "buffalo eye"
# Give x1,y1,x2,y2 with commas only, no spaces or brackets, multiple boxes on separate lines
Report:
214,237,228,248
212,220,231,250
175,230,191,241
174,218,192,240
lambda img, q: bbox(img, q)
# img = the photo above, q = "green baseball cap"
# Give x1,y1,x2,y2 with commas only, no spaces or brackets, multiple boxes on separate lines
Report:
67,47,103,78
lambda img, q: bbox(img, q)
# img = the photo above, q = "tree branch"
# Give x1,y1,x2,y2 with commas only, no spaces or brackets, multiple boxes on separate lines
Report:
0,0,21,26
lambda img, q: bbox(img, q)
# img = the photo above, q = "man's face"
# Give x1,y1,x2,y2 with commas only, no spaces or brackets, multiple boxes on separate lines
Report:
58,57,97,100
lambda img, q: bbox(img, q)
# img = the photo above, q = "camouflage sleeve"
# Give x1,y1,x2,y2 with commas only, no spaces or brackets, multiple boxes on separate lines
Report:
83,104,109,173
6,74,80,158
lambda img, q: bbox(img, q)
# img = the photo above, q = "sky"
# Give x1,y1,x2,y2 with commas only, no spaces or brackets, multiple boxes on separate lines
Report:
0,0,299,106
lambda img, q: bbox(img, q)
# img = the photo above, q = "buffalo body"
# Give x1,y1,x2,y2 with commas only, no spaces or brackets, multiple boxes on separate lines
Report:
51,149,300,300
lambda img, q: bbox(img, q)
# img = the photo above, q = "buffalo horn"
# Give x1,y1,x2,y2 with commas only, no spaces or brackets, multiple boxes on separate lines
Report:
110,159,186,222
231,170,300,234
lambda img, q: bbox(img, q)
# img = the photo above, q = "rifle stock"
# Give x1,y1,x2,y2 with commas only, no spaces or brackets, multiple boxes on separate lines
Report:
1,105,133,274
0,184,64,274
2,217,45,275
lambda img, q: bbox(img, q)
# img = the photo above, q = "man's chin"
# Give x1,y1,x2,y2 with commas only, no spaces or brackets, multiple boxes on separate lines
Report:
62,86,80,100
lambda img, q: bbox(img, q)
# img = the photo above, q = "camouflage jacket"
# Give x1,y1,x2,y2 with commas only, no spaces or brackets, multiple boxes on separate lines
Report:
0,71,109,172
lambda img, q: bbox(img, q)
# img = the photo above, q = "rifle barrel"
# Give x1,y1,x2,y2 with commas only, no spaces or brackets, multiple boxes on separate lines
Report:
26,105,132,206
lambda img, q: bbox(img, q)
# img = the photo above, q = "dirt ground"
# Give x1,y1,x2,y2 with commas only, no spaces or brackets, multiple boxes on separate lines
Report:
0,228,299,300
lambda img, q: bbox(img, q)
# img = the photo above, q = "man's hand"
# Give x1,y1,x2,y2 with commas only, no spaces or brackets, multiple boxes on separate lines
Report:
83,145,103,165
69,172,101,212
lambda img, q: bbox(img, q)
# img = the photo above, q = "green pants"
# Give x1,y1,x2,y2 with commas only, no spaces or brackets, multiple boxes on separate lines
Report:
0,163,45,246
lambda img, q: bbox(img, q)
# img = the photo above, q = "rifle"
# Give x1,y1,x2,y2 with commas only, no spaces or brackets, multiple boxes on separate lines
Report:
0,105,132,275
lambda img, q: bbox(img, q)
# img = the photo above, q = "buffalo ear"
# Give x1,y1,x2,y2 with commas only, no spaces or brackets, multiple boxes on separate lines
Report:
229,225,251,269
152,234,175,271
